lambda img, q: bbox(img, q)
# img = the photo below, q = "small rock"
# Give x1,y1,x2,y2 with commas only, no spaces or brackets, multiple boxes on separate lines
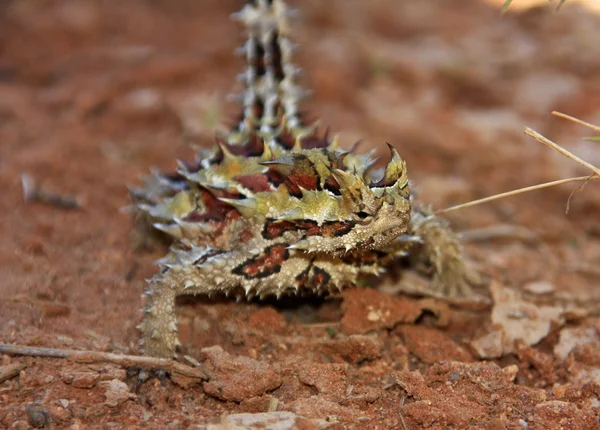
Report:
200,346,282,402
490,282,564,354
515,342,557,384
471,329,503,359
26,403,51,429
100,379,136,407
98,365,127,382
58,399,69,409
208,412,325,430
554,327,599,362
49,404,71,425
68,371,100,389
523,281,554,295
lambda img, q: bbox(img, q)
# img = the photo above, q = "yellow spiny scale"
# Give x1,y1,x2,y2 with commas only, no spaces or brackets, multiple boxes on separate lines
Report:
132,0,481,360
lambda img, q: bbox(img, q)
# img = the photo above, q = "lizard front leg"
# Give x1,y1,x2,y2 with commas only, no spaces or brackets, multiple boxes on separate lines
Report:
407,207,482,298
138,275,179,358
138,246,235,358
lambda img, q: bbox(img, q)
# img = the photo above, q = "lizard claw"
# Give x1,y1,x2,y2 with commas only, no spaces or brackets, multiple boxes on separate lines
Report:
127,367,170,393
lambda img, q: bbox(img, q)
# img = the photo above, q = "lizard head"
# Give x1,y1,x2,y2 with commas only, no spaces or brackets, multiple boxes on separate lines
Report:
278,143,412,256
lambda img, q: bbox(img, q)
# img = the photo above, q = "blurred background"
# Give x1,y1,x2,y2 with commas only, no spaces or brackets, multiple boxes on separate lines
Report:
1,0,600,359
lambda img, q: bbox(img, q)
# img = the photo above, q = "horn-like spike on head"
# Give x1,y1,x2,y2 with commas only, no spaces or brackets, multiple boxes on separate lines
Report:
386,142,402,163
370,143,406,188
329,168,357,189
334,151,350,169
328,167,371,204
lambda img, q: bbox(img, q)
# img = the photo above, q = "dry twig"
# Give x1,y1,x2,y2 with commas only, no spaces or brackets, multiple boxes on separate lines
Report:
524,128,600,177
437,176,598,215
553,111,600,133
21,174,81,210
0,343,208,381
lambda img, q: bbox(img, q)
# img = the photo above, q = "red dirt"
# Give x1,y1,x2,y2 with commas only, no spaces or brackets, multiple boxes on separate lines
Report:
1,0,600,428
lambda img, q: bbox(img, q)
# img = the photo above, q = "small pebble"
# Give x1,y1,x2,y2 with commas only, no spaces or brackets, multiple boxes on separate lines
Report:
523,281,554,295
26,403,50,428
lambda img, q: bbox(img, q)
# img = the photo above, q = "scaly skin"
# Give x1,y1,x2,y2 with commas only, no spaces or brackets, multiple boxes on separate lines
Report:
132,0,480,358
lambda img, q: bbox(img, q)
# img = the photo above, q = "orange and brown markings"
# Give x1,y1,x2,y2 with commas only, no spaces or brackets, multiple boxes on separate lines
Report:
311,267,331,289
262,154,321,197
294,260,332,290
262,219,355,240
342,249,387,266
235,173,273,192
238,227,255,243
276,126,329,151
215,134,265,159
233,244,290,279
185,188,241,223
318,221,355,237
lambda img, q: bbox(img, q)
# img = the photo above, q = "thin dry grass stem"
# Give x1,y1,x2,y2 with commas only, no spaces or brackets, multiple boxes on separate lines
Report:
437,123,600,215
524,127,600,176
565,177,594,214
0,343,209,381
437,176,598,215
552,111,600,133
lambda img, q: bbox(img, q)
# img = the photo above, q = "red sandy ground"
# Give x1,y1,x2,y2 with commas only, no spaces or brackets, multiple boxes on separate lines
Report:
1,0,600,428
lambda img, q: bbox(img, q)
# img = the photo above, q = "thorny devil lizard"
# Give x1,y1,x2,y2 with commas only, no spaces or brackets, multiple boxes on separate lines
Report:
131,0,482,359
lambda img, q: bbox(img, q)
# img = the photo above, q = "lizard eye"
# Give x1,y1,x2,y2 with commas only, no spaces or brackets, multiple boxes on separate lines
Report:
356,211,371,220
